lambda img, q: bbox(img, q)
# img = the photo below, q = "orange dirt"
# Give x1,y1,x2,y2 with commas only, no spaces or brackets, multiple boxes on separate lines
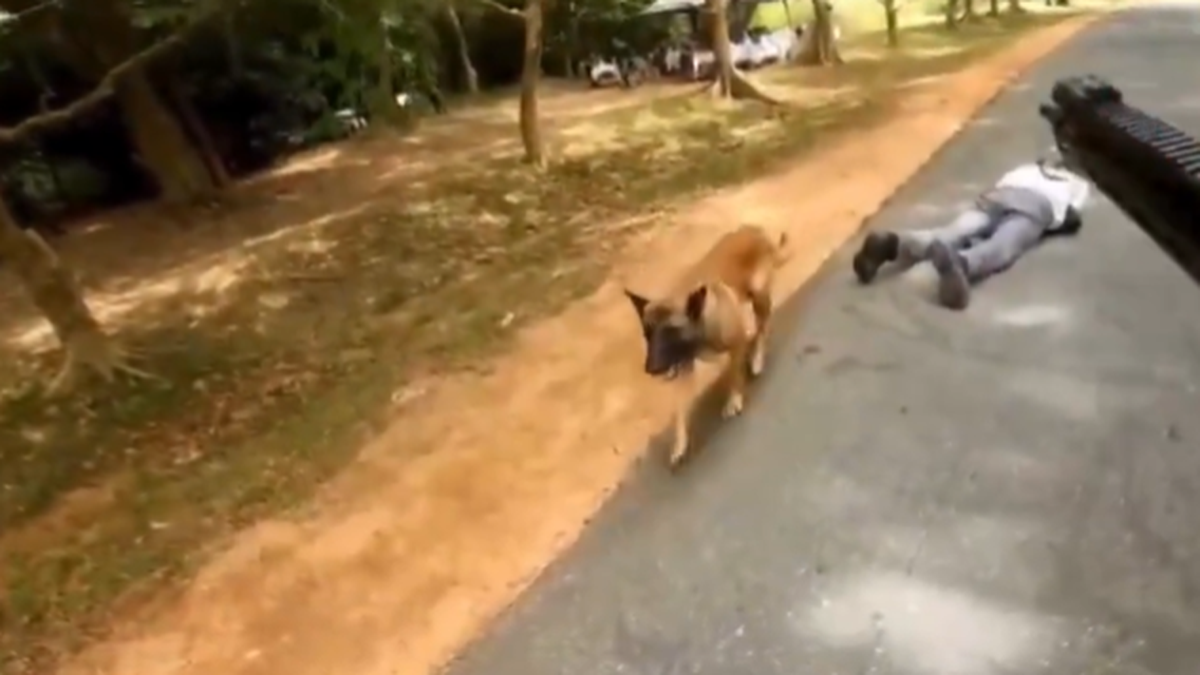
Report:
53,15,1102,675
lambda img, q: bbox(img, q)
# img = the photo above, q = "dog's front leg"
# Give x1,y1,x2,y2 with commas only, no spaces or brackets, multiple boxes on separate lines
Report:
722,344,749,419
669,369,697,467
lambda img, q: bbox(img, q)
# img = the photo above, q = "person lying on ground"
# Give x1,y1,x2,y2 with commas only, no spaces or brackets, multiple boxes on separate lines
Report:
852,153,1092,310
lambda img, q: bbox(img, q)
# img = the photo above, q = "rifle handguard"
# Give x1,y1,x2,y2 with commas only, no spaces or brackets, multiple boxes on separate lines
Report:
1040,75,1200,286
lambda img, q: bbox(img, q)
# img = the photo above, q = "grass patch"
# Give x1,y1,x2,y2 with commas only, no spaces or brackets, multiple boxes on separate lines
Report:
0,11,1082,674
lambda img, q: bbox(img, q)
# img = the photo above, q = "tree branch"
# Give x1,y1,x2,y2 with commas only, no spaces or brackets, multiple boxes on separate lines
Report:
0,0,233,146
0,0,59,23
475,0,526,19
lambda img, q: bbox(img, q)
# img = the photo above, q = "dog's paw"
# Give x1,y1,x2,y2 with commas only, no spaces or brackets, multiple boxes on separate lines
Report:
721,392,745,419
749,347,766,377
668,440,689,468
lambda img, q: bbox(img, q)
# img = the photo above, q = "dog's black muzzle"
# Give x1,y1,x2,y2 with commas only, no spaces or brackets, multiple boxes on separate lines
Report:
644,355,677,378
644,342,696,380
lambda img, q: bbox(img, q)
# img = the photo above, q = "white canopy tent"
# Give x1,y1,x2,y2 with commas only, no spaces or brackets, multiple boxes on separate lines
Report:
639,0,706,15
633,0,802,80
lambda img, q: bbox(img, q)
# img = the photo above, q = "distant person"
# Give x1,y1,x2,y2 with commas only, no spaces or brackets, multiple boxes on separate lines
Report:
852,153,1092,309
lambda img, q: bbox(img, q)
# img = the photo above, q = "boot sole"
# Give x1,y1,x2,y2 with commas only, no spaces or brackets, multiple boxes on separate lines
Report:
929,243,970,310
853,233,891,284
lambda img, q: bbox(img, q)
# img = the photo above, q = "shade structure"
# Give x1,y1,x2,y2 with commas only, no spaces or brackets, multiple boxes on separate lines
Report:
639,0,705,15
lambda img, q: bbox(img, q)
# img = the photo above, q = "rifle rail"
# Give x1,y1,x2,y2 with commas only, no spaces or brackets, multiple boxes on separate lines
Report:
1041,75,1200,286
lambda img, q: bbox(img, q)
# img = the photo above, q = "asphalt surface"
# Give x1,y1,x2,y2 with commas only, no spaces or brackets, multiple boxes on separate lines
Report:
443,7,1200,675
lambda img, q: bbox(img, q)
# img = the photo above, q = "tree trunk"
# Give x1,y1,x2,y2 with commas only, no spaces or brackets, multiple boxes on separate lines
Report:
117,71,218,204
945,0,959,28
518,0,546,167
367,11,412,129
1008,0,1024,12
706,0,781,102
164,80,231,188
0,197,154,394
797,0,843,65
38,0,219,205
988,0,1000,17
883,0,899,47
709,0,736,97
445,3,479,94
963,0,977,20
563,4,581,79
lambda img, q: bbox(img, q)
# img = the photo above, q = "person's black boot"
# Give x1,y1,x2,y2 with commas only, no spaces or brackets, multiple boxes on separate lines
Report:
928,240,971,310
852,231,900,285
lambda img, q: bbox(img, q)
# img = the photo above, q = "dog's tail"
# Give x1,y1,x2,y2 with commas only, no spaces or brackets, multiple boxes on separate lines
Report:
749,230,792,294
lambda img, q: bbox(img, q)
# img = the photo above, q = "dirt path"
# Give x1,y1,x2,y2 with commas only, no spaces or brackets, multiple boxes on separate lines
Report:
54,15,1104,675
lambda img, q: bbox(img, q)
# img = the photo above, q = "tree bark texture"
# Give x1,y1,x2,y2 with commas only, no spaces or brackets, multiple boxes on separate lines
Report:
0,198,101,351
809,0,842,64
945,0,960,28
117,71,218,203
709,0,737,97
164,79,231,188
519,0,546,167
704,0,781,102
883,0,899,47
46,0,220,203
0,197,153,393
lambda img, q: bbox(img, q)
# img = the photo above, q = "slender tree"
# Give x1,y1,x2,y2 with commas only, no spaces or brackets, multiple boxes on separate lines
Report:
480,0,549,166
0,0,228,204
445,1,480,93
879,0,900,48
706,0,781,102
0,3,229,393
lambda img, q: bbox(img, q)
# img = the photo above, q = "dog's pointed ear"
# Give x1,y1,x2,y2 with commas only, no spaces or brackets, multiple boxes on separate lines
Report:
685,286,707,321
625,289,650,317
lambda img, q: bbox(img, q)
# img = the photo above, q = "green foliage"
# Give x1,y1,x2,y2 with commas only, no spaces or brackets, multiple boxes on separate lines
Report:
0,0,461,199
0,0,819,218
545,0,657,64
749,0,804,30
128,0,207,30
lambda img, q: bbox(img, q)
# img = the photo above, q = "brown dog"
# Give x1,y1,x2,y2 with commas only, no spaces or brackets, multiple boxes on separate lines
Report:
625,225,790,467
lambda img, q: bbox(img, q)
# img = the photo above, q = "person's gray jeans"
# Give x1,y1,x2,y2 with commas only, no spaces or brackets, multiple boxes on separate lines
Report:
897,186,1055,282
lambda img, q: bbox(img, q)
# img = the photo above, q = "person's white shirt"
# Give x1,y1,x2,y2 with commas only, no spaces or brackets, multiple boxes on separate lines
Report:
994,162,1090,227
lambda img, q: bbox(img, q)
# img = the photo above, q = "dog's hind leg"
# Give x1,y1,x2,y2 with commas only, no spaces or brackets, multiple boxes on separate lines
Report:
722,343,750,419
748,290,773,377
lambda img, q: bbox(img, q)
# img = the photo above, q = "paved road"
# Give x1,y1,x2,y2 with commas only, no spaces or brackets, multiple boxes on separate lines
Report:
443,7,1200,675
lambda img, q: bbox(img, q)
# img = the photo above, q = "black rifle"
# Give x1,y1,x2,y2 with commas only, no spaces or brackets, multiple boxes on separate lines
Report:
1038,75,1200,286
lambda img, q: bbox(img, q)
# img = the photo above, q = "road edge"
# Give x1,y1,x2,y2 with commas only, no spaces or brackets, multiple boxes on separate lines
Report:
437,8,1114,675
51,12,1117,675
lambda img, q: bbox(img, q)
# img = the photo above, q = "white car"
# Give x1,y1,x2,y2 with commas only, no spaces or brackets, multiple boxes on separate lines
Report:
587,59,624,88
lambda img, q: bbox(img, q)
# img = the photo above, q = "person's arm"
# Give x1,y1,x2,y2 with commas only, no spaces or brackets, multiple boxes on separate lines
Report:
1057,204,1083,236
1047,177,1089,237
